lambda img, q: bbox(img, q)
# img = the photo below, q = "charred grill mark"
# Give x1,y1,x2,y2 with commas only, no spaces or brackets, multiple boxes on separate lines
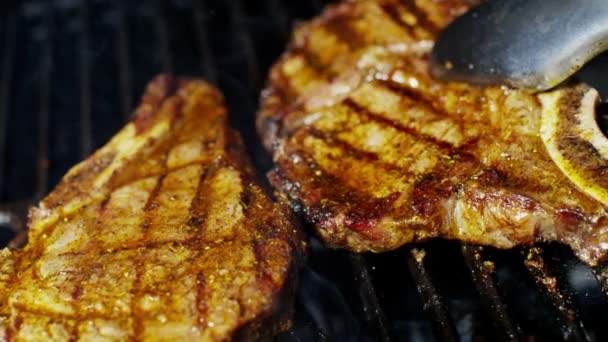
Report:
376,79,455,121
3,314,22,342
133,75,179,134
246,181,300,291
269,49,332,111
411,176,455,220
99,195,111,212
290,47,330,77
275,147,398,238
8,303,126,322
68,326,79,342
132,157,168,340
141,175,166,222
270,67,298,111
2,251,22,339
251,238,277,290
342,97,456,152
3,318,11,342
187,165,214,332
131,255,145,341
410,154,480,220
243,181,278,289
195,272,207,329
321,8,366,49
376,78,471,142
43,150,117,210
108,155,206,193
400,0,440,35
380,3,416,37
305,127,412,175
53,240,214,263
71,285,83,301
186,167,213,236
9,315,23,340
64,187,124,338
235,153,256,215
188,130,238,332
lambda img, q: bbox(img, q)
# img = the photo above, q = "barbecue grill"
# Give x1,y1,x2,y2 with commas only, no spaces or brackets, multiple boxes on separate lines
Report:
1,1,608,341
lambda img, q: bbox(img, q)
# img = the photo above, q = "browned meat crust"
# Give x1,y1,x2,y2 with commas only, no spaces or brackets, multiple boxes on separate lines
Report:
0,75,305,341
257,0,608,265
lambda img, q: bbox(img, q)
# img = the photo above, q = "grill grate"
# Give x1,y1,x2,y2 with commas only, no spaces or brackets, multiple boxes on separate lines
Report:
461,244,521,341
1,1,608,341
406,248,458,341
523,247,591,341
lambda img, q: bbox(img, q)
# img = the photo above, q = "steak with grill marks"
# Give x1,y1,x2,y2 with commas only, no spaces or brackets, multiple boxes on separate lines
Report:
257,0,608,265
0,75,305,341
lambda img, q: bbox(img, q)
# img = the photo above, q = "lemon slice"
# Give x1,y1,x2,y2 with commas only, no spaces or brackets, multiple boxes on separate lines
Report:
540,85,608,204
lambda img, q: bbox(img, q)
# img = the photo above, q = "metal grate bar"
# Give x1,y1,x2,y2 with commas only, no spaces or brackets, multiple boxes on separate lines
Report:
0,15,16,198
228,1,261,90
114,0,133,121
406,248,459,342
192,0,217,83
79,0,93,157
347,253,394,342
36,5,54,198
523,247,591,342
461,244,521,341
154,0,172,73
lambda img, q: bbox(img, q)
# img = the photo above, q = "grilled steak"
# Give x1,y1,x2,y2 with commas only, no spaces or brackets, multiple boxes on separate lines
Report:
0,75,304,341
257,0,608,265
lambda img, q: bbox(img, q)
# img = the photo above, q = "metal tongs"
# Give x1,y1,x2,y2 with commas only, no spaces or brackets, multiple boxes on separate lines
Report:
429,0,608,91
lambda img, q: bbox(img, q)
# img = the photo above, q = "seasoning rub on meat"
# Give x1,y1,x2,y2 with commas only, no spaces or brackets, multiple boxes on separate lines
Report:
258,0,608,265
0,75,304,341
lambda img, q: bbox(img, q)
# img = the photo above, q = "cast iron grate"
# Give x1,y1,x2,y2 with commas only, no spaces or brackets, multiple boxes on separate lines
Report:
1,1,608,341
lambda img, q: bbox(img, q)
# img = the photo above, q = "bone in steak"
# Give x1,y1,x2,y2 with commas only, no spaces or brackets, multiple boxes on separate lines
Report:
0,75,305,341
257,0,608,265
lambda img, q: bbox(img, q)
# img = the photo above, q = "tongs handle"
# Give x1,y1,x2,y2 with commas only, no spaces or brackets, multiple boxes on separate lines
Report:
430,0,608,91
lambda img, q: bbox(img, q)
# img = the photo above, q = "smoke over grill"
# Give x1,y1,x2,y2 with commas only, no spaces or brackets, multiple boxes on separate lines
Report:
0,0,608,341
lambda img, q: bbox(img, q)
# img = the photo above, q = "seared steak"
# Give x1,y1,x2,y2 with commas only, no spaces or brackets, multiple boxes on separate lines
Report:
0,75,304,341
257,0,608,265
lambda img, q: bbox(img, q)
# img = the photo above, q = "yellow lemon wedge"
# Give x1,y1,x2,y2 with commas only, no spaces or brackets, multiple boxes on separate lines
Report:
539,85,608,204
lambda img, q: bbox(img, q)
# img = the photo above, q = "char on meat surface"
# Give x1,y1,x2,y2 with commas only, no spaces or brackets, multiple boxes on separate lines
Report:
257,0,608,265
0,75,304,341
